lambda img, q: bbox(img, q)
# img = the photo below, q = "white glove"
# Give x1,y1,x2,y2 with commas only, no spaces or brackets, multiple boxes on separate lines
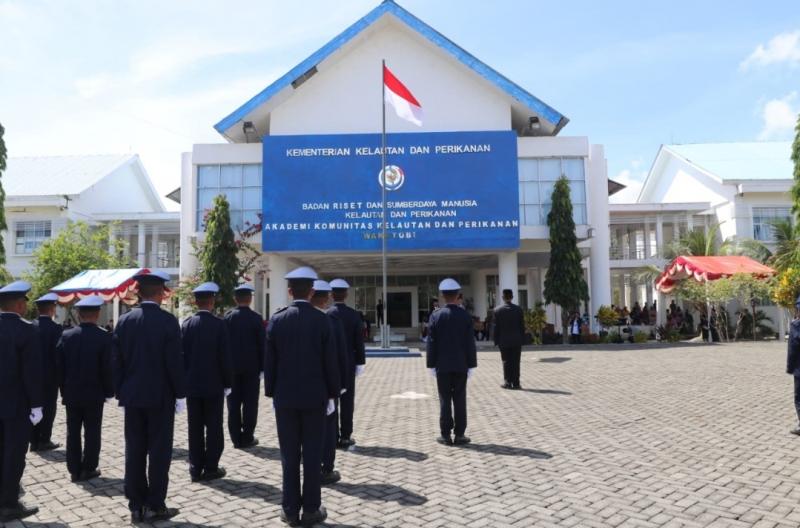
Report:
224,388,232,397
29,407,43,426
340,388,347,394
259,372,264,381
355,364,365,377
326,399,335,416
428,368,437,378
467,368,476,380
105,397,115,404
175,398,187,414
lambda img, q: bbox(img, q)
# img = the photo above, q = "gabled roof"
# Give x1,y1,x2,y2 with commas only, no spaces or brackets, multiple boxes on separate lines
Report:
666,142,792,182
214,0,567,141
4,154,135,196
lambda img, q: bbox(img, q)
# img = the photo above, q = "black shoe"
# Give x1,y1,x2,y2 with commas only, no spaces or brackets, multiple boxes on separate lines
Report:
280,509,301,527
203,466,227,481
190,472,203,483
147,506,179,521
71,473,81,483
791,427,800,436
300,506,327,527
80,469,101,481
0,502,39,522
436,435,453,446
38,440,60,451
336,438,351,450
241,438,259,449
320,470,341,485
130,508,145,524
29,443,39,452
511,383,522,390
500,382,513,389
454,435,471,445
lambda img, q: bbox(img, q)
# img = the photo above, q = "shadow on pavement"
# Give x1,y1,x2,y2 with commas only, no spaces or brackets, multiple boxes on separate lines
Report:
518,388,572,395
74,476,125,496
330,482,427,506
12,523,70,527
459,443,552,459
240,444,282,461
198,477,282,504
172,447,189,460
349,445,428,462
538,357,572,363
33,449,66,462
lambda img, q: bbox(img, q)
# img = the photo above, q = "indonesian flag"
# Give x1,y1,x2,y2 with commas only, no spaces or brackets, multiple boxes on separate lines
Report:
384,64,423,126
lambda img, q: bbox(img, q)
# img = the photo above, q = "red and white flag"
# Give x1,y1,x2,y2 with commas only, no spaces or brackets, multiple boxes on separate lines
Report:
383,64,423,126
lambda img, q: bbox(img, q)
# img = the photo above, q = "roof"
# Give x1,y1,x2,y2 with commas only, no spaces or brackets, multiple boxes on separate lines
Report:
3,154,135,196
665,142,792,182
214,0,567,140
655,256,775,293
49,268,147,304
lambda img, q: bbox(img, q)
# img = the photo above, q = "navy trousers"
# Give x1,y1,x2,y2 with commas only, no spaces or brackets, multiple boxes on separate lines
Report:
338,374,356,440
0,414,31,508
500,346,522,385
31,383,58,447
436,372,468,437
794,376,800,423
322,400,338,472
227,374,260,447
123,403,175,511
66,403,104,477
275,407,325,516
187,396,224,478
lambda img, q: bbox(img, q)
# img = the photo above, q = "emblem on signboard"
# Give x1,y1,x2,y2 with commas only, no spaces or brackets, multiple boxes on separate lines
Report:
378,165,405,191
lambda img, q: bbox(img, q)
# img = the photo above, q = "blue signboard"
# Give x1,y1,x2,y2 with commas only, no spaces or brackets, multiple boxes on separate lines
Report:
262,130,519,251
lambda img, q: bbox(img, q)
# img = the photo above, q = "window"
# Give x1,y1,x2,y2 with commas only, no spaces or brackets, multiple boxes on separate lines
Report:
15,221,52,254
753,207,791,241
196,164,262,231
517,158,586,226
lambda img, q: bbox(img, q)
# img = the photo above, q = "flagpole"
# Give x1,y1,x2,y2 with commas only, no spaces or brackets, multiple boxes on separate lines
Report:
381,59,389,349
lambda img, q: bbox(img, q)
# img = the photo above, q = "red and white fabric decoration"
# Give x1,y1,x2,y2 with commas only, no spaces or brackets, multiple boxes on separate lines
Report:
384,64,423,126
654,256,774,293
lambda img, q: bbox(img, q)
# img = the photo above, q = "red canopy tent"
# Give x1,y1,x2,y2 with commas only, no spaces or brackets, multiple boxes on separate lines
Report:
655,256,775,294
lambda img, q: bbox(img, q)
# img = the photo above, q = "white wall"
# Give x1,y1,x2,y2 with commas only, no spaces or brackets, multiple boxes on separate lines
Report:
71,163,162,215
4,206,70,277
270,20,511,135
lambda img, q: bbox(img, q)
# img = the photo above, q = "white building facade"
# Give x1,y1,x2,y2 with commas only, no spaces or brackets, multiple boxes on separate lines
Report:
180,1,613,334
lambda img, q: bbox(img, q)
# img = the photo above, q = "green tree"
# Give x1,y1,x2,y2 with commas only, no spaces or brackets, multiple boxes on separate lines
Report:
0,123,8,266
791,113,800,223
544,176,588,342
767,218,800,272
523,302,547,345
196,195,239,309
25,221,131,312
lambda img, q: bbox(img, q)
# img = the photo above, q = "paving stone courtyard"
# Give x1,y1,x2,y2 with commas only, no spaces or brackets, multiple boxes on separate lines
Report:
6,342,800,528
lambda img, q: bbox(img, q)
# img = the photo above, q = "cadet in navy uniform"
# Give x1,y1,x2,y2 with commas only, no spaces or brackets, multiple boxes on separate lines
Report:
788,295,800,435
224,284,265,449
182,282,233,482
113,270,186,523
56,296,114,482
327,278,365,450
311,280,347,486
30,292,63,452
265,267,340,527
426,278,477,446
0,281,43,522
493,289,526,390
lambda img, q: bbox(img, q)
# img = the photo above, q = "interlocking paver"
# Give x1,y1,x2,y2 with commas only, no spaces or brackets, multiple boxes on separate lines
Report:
10,341,800,527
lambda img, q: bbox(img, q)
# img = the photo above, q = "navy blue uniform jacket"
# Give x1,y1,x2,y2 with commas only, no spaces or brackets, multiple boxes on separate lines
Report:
426,304,478,373
56,323,114,406
493,302,526,348
327,303,365,386
327,310,349,387
181,311,233,398
32,316,62,388
0,313,43,418
112,303,186,407
224,306,265,375
265,301,340,409
788,319,800,375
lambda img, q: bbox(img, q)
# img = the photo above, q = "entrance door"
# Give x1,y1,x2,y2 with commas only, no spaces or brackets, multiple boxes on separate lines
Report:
387,292,412,328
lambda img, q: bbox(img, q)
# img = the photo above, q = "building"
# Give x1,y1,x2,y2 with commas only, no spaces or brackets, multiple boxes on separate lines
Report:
2,154,179,278
179,0,614,336
610,141,792,324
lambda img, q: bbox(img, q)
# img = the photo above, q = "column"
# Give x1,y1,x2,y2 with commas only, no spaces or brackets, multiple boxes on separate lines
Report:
498,252,518,303
655,214,664,259
267,253,288,316
470,269,487,318
108,223,117,256
150,225,160,268
657,290,666,327
687,212,694,232
588,144,612,330
643,219,651,259
136,222,146,267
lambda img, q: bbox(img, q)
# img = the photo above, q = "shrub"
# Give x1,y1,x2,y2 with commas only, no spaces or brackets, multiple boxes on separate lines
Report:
596,305,618,328
633,331,649,344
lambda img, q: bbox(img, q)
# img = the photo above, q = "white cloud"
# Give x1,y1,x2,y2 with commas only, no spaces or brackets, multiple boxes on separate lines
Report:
74,74,114,99
758,92,798,139
609,167,647,204
740,30,800,71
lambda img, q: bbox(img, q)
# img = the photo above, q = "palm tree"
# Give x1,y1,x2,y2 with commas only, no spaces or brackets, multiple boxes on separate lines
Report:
767,218,800,272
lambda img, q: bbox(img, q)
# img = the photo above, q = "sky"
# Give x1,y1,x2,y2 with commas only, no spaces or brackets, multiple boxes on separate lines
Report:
1,0,799,209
